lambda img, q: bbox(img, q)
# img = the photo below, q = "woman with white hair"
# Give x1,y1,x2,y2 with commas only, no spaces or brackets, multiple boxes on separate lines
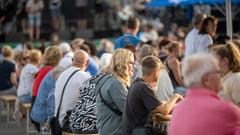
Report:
169,53,240,135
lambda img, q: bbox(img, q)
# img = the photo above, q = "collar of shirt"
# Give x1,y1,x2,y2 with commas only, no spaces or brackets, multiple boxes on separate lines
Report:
222,71,234,82
187,88,220,100
123,33,137,37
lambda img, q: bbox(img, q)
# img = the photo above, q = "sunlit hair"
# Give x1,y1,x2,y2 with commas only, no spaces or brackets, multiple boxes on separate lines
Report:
98,39,114,53
110,49,134,85
29,49,42,63
142,56,163,76
71,38,85,46
2,45,13,58
99,53,112,73
181,53,218,87
139,44,158,60
192,13,206,27
199,16,217,35
127,17,140,30
211,42,240,72
168,41,181,52
43,46,62,66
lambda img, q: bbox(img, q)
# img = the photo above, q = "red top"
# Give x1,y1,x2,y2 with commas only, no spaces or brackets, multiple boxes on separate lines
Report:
32,66,54,97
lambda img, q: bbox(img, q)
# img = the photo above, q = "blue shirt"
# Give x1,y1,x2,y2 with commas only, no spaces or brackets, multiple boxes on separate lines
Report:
31,69,56,123
86,57,99,76
115,34,141,49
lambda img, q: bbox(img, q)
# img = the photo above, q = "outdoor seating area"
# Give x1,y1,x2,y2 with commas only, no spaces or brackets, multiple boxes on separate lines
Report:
1,0,240,135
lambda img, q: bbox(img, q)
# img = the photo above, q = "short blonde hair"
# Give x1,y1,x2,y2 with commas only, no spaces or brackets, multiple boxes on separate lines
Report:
43,46,62,66
142,56,163,76
29,49,42,63
71,38,85,46
110,49,134,85
2,45,13,58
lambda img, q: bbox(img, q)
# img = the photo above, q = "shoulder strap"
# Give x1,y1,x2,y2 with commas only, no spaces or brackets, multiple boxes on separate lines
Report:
56,69,79,118
99,88,122,116
96,74,122,116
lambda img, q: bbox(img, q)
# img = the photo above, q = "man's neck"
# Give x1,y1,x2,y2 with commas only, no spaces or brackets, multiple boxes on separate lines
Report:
126,29,137,36
142,75,157,91
142,75,155,85
72,63,84,71
194,25,201,30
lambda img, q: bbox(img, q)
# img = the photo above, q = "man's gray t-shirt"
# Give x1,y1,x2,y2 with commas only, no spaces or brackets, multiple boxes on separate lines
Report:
95,75,128,135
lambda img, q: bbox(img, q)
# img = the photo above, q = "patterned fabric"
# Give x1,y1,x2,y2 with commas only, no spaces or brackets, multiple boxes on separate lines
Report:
69,75,100,133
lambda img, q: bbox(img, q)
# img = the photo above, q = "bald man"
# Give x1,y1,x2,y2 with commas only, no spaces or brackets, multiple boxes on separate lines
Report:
54,50,91,126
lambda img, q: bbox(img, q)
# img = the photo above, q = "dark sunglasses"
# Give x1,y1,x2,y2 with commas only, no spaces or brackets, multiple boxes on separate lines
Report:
23,56,30,60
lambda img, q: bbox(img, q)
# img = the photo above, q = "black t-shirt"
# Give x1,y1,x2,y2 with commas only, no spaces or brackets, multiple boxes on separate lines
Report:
0,59,16,90
123,78,162,135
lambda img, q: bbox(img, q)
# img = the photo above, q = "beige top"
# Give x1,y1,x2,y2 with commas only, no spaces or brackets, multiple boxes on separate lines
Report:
219,71,240,106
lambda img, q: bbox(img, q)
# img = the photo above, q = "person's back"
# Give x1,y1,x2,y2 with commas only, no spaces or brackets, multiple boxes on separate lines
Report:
95,49,134,135
184,28,199,56
169,88,240,135
95,75,128,135
123,78,162,135
31,66,64,123
184,13,206,57
156,68,174,101
17,63,39,98
86,57,99,76
0,45,17,95
194,34,213,53
0,59,15,91
115,17,141,49
115,34,141,49
54,66,90,125
70,75,100,134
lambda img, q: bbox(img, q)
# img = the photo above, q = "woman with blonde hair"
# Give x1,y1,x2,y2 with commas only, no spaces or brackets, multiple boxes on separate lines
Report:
211,42,240,106
32,46,62,101
17,49,42,103
31,46,62,132
95,48,134,135
133,44,159,80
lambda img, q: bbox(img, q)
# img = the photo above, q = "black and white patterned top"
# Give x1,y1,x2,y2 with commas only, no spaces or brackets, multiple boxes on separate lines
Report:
69,75,100,134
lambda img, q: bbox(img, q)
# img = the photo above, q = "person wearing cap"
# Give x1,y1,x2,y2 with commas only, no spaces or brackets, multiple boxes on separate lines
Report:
184,13,206,57
58,42,74,69
115,17,142,49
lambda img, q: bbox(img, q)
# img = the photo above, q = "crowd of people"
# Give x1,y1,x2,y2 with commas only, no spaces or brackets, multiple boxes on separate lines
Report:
0,13,240,135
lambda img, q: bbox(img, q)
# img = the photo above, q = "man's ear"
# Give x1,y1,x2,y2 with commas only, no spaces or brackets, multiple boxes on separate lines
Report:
222,57,229,65
85,59,89,67
201,74,208,88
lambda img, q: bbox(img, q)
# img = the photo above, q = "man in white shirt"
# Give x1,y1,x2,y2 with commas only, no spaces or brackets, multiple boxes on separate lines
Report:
184,13,206,57
54,50,91,126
